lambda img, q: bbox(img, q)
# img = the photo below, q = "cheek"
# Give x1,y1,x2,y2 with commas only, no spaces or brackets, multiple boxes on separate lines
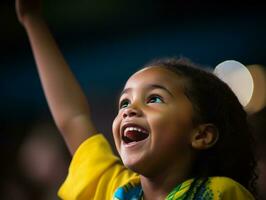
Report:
112,115,121,152
150,110,192,143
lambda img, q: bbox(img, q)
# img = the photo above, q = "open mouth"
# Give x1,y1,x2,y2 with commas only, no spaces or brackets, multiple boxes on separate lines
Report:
122,126,149,144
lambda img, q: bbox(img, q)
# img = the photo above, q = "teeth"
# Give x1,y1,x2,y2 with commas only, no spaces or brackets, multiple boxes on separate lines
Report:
124,127,148,134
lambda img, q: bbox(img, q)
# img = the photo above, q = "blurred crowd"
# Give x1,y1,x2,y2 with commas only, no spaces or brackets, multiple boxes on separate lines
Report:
0,119,70,200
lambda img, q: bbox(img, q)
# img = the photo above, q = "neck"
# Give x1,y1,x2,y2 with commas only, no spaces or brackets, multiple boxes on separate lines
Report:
140,163,191,200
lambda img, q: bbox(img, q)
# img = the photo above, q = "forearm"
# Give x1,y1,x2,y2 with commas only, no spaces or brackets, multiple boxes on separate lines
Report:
23,15,96,153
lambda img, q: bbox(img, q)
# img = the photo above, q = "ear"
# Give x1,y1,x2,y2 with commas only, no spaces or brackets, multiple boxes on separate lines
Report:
191,124,219,150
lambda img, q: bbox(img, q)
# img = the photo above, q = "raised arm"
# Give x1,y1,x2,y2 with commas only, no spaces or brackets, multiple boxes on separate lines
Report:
16,0,97,155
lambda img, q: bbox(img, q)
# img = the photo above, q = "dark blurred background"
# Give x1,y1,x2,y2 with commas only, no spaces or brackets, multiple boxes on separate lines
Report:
1,0,266,199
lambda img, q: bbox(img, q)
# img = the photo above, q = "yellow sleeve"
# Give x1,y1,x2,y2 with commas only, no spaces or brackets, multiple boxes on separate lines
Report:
58,134,139,200
210,177,255,200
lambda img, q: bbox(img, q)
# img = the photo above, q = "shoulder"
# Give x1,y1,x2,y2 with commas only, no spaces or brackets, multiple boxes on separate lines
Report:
208,177,255,200
67,134,116,168
58,134,139,199
209,176,247,190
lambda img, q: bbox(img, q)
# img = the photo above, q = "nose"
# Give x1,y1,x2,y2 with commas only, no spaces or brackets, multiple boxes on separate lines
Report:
122,106,142,119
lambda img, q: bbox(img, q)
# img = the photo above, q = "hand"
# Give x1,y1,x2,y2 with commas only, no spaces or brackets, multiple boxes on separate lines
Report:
15,0,42,25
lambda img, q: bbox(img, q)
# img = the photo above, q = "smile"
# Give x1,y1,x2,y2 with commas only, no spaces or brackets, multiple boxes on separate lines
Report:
121,125,149,144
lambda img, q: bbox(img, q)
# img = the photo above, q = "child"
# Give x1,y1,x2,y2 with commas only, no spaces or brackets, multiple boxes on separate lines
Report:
16,0,256,199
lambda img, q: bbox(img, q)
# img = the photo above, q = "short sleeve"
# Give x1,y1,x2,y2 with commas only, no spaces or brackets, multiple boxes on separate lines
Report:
210,177,255,200
58,134,139,200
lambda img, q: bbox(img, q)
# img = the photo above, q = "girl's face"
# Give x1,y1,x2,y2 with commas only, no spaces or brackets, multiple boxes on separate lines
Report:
112,67,196,176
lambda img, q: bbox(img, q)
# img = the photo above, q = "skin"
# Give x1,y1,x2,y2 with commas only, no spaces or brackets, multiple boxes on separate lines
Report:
113,66,200,199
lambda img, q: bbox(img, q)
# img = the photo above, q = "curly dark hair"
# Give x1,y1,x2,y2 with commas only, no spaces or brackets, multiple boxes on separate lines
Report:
144,57,257,195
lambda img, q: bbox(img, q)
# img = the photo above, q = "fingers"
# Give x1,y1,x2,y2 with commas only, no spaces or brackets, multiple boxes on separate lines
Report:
15,0,42,25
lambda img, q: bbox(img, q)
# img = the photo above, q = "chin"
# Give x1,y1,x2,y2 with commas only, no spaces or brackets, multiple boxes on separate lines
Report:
122,157,154,177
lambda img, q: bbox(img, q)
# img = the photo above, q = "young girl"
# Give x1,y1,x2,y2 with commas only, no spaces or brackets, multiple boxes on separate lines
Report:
16,0,256,199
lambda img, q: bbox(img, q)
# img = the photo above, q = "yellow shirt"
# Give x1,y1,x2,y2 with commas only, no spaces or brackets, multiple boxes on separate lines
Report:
58,134,138,199
58,134,254,200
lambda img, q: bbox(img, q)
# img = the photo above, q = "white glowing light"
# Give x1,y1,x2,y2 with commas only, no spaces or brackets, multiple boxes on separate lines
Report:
214,60,254,107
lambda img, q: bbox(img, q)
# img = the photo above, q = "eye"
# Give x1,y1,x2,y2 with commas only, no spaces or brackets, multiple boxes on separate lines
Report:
147,95,164,104
119,99,130,109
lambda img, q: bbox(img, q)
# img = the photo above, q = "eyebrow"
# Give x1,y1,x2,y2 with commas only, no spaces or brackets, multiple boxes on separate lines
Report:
120,84,174,97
